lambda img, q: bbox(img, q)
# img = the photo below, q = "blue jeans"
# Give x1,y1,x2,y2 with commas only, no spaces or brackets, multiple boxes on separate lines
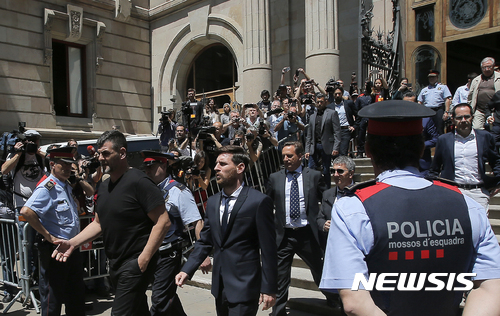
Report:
308,143,332,188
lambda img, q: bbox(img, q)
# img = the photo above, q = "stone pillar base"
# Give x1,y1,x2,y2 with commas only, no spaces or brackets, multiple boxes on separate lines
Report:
242,65,272,103
305,50,340,87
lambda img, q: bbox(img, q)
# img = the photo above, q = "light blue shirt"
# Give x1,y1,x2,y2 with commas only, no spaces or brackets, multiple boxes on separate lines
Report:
275,115,303,142
334,101,349,126
159,176,201,226
418,83,452,108
452,84,469,107
24,174,80,240
320,168,500,291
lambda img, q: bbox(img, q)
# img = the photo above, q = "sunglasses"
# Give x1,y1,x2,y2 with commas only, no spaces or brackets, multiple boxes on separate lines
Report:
331,168,347,175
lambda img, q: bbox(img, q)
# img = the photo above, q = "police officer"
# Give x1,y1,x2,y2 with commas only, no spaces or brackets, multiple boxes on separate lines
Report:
20,147,84,316
141,150,205,316
319,100,500,316
417,69,452,134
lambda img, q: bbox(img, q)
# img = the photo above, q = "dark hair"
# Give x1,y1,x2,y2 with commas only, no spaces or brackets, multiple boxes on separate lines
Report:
261,90,270,97
403,91,417,99
194,151,210,171
217,145,250,172
187,88,196,94
334,86,344,95
283,141,304,155
467,73,478,81
366,134,424,171
316,92,326,100
176,124,186,131
97,130,127,151
401,77,408,82
234,130,245,138
451,103,473,118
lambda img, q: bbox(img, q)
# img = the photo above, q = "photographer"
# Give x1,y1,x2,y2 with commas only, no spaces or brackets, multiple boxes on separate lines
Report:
274,104,304,144
157,109,178,152
70,161,95,216
181,88,204,136
231,130,261,163
223,110,248,140
168,125,193,158
242,103,265,129
257,90,272,112
391,77,411,100
185,151,211,191
267,100,283,139
204,98,220,125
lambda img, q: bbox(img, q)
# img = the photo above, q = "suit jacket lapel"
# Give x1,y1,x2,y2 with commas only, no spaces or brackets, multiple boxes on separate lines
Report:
222,186,249,244
212,192,223,245
446,133,455,175
321,110,328,132
476,132,485,175
303,168,310,214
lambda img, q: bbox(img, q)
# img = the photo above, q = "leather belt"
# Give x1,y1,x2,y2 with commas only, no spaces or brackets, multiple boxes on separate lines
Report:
457,183,483,190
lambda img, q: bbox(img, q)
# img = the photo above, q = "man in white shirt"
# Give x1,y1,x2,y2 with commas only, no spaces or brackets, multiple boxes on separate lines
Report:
430,103,500,213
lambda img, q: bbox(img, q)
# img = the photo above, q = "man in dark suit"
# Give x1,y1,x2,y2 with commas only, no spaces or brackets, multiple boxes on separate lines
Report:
430,103,500,213
317,155,356,251
176,146,277,316
266,141,330,316
327,87,358,157
306,93,341,188
182,88,204,136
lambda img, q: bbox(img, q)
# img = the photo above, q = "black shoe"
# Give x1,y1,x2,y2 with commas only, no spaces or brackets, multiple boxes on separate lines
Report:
2,293,13,303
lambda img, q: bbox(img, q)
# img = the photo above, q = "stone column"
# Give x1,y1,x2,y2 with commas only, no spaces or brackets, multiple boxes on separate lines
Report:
305,0,340,86
242,0,272,102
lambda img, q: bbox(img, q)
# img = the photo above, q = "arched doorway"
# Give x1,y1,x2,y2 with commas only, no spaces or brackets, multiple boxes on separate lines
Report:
186,44,238,110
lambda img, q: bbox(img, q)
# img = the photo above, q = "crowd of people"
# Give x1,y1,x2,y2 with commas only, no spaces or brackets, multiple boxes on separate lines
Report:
0,56,500,316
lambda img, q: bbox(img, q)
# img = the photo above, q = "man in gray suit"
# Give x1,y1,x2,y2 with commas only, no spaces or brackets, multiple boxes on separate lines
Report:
305,93,341,188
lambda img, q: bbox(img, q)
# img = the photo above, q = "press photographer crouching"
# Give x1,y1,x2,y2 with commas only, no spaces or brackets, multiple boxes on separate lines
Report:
158,109,178,152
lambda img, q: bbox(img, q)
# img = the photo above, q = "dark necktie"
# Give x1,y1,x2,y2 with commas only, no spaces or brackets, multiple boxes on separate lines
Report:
289,172,300,221
221,196,232,234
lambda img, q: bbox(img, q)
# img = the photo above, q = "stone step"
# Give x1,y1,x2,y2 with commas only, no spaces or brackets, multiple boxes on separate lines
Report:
352,158,372,167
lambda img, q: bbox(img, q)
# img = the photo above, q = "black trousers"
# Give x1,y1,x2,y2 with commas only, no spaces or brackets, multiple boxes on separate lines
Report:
150,248,186,316
215,277,259,316
339,128,353,156
109,254,157,316
272,226,324,316
38,241,85,316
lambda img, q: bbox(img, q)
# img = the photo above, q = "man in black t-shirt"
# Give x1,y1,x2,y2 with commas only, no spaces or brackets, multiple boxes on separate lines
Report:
52,130,171,316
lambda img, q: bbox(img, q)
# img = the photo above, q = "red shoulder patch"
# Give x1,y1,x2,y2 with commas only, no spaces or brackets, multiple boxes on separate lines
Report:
355,182,391,202
433,180,462,194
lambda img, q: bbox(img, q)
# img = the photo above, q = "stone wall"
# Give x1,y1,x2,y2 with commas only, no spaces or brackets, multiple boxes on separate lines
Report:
0,0,151,143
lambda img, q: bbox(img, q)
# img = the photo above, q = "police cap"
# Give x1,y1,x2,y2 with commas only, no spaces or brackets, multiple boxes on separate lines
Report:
47,147,76,163
141,150,175,166
358,100,435,137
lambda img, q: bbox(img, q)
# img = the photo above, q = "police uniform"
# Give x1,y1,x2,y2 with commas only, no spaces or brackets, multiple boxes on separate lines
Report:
23,147,84,316
141,151,201,316
319,100,500,316
417,70,452,134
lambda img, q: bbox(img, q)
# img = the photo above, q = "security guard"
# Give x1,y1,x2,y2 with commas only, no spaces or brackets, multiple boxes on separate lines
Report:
141,150,204,316
417,69,452,134
319,100,500,316
20,147,84,316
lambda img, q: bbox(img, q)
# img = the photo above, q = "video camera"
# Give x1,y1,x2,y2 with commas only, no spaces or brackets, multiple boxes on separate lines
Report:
267,108,284,116
325,78,342,93
160,109,174,124
198,126,216,140
180,102,193,116
81,156,100,174
302,94,315,105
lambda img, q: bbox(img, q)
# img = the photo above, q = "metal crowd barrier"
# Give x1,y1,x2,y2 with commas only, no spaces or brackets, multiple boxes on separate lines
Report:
0,219,39,314
0,216,109,314
195,146,284,218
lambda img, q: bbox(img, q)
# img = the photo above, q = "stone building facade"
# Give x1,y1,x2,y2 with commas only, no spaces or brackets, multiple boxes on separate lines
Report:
1,0,345,142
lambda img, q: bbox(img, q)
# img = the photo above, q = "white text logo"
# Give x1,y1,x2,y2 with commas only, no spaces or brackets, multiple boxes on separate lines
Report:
351,273,475,291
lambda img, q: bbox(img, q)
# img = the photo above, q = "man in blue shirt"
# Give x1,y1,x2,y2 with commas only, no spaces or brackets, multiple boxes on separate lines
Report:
320,100,500,316
20,147,84,316
418,69,452,134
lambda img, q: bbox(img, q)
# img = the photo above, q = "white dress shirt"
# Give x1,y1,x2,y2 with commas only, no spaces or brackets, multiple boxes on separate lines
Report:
285,166,307,228
454,129,481,185
220,183,244,224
